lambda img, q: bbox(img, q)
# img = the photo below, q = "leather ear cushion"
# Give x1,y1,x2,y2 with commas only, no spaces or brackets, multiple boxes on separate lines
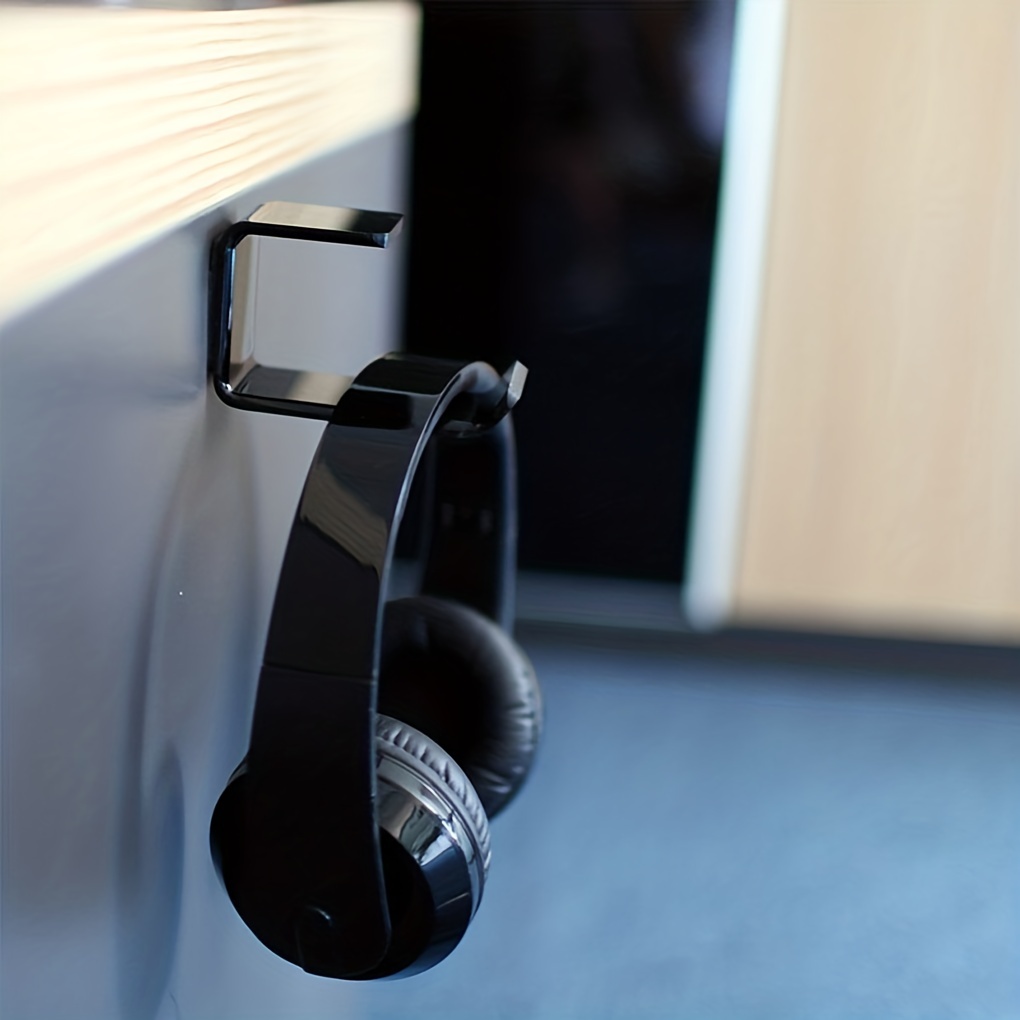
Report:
375,714,492,866
378,596,542,819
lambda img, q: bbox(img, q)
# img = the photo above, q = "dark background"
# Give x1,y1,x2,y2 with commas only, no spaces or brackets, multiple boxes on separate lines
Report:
403,1,734,582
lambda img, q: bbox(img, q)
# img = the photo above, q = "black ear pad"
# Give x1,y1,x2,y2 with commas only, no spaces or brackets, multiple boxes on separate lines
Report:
375,714,491,868
378,596,542,819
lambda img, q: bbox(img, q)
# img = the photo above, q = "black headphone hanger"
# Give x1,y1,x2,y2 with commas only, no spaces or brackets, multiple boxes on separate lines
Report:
208,202,528,978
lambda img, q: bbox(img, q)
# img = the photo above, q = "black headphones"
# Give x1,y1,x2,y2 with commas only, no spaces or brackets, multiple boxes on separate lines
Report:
207,203,542,980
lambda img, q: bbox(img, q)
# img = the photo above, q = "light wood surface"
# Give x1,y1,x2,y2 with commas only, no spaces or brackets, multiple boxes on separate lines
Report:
734,0,1020,641
0,2,419,321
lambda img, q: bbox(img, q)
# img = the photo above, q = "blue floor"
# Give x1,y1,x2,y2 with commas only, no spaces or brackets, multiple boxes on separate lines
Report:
353,634,1020,1020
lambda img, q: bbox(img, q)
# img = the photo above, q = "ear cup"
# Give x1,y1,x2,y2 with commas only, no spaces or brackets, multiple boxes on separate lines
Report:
378,596,542,819
371,714,490,978
211,716,492,981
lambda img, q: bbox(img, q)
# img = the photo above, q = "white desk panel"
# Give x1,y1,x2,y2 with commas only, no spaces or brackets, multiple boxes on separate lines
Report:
1,127,408,1020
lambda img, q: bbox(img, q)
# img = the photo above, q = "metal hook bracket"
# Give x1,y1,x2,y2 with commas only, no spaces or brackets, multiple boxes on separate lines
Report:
209,202,404,420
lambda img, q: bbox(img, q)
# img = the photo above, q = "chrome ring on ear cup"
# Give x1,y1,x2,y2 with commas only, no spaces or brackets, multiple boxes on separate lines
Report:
369,715,491,978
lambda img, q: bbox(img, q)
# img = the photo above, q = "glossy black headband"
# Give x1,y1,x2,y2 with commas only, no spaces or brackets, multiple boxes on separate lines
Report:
209,203,526,977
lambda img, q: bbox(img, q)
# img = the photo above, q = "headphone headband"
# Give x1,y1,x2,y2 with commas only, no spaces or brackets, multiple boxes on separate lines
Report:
262,352,522,681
